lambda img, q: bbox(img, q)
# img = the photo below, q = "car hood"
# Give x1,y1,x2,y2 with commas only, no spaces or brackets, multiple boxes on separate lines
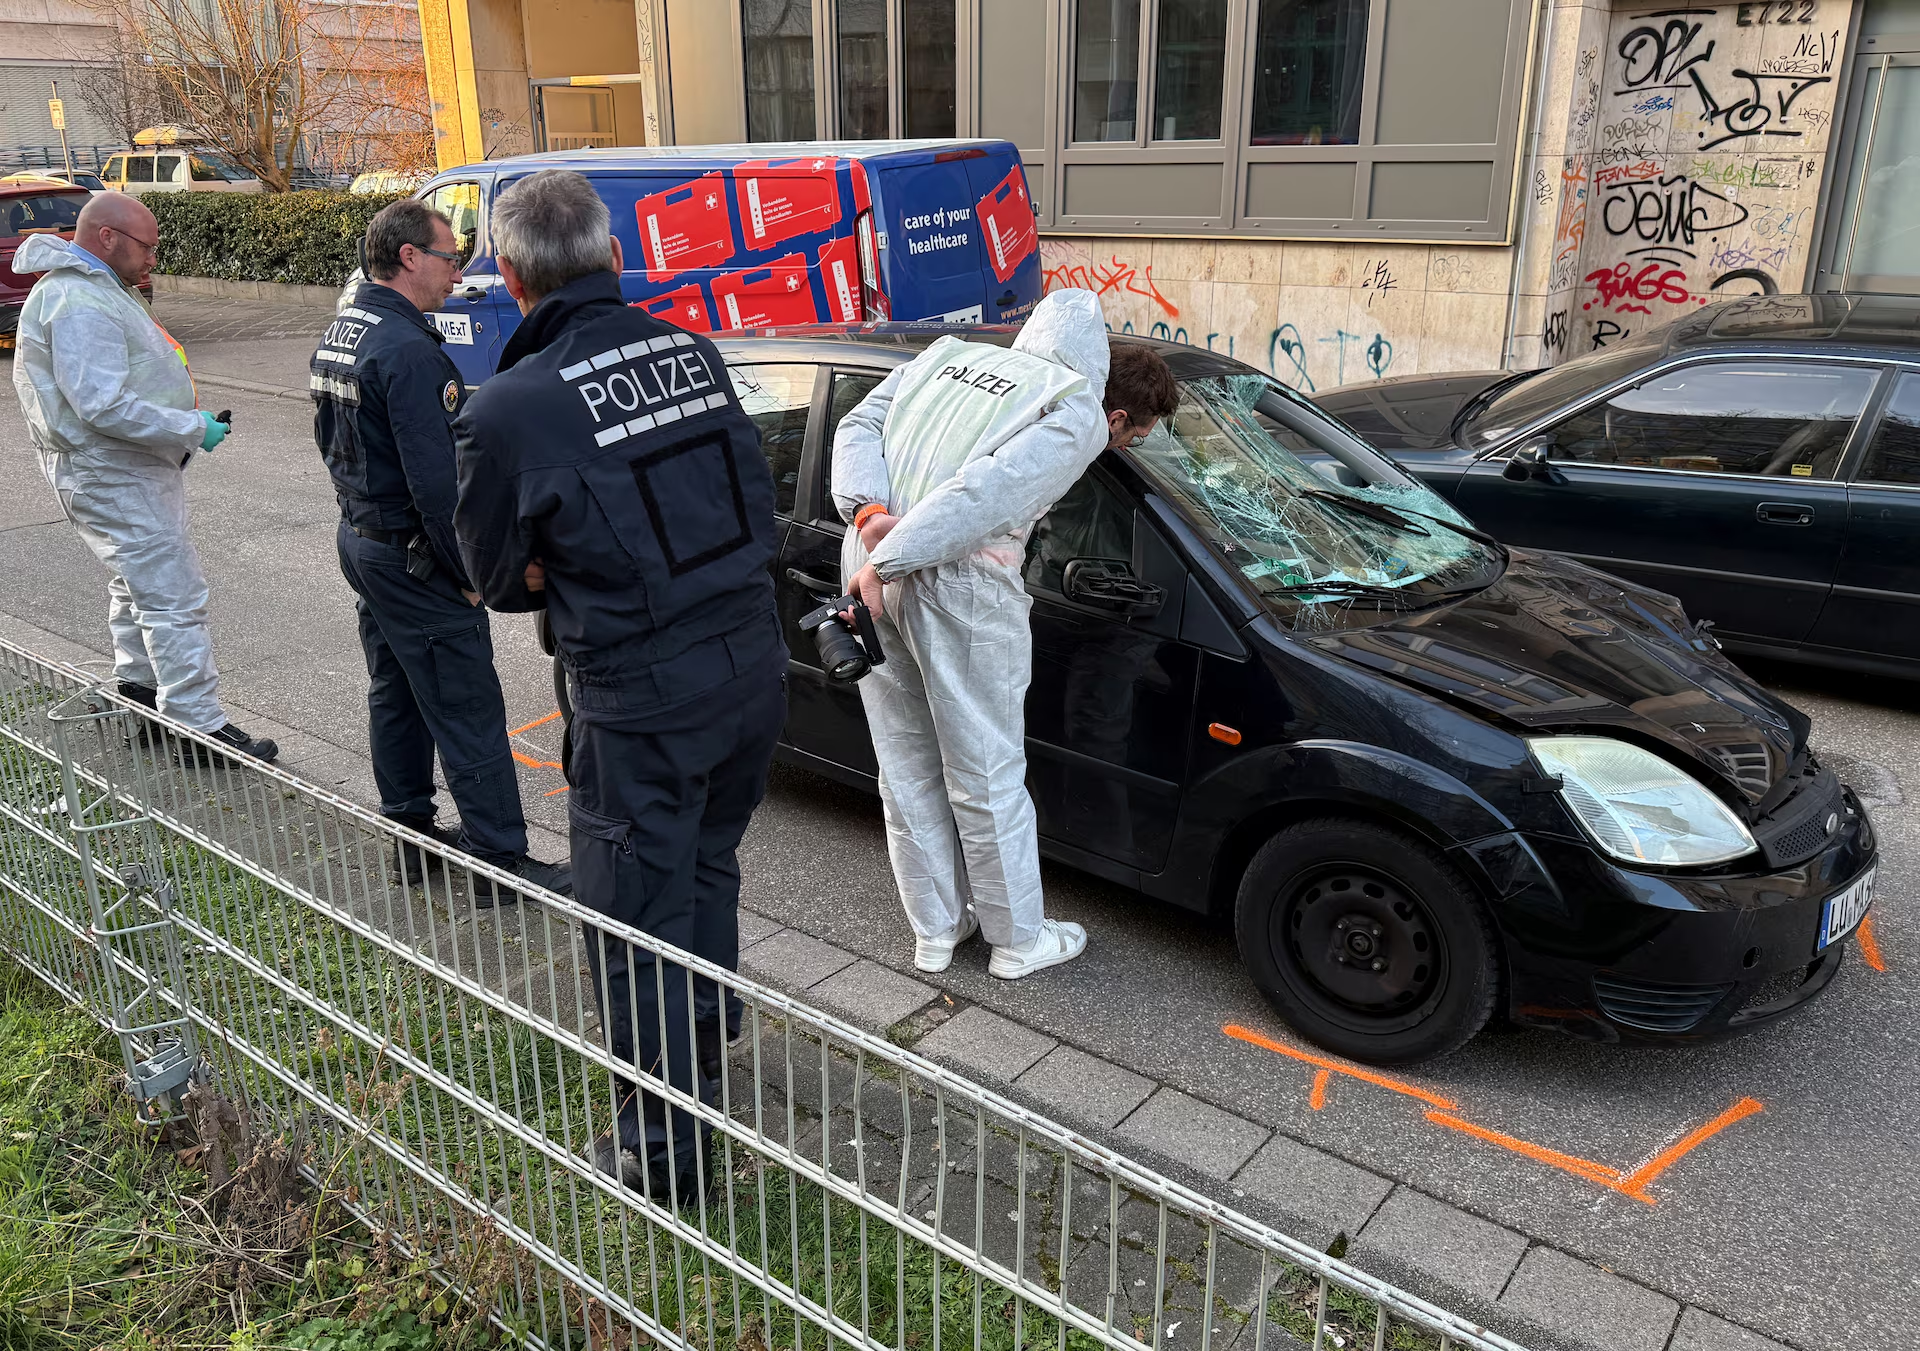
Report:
1313,370,1523,452
1307,550,1807,806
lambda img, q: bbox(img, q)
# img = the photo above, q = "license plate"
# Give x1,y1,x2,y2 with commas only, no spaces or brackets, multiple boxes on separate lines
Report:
1817,869,1875,951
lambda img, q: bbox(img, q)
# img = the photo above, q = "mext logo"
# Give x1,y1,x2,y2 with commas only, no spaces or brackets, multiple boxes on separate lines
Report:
564,336,718,424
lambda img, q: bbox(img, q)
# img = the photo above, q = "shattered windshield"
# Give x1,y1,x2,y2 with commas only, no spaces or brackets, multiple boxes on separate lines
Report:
1133,375,1504,631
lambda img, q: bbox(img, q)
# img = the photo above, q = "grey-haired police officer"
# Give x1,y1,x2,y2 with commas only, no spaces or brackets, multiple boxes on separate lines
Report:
312,198,571,903
452,170,784,1204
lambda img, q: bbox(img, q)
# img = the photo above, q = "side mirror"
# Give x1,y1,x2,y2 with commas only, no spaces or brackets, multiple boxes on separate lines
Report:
1063,559,1166,618
1503,439,1562,483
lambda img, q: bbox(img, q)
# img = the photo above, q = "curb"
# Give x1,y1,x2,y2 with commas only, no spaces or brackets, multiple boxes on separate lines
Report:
153,273,341,307
194,372,309,401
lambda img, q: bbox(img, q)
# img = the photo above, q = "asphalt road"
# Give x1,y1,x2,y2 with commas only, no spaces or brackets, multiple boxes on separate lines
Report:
1,294,1913,1351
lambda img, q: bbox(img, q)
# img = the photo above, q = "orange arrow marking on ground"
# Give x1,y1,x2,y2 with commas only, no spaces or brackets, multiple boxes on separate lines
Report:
1857,913,1887,972
1225,1023,1764,1204
509,710,563,737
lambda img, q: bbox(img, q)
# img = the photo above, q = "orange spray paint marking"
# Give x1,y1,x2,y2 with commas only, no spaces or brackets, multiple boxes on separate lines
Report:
1424,1112,1631,1194
1223,1024,1458,1111
1857,913,1887,972
509,709,562,737
1613,1097,1763,1200
511,750,562,770
1308,1069,1331,1112
543,786,570,798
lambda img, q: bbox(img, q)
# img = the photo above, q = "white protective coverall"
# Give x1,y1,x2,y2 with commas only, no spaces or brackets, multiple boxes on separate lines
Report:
832,289,1110,949
10,233,224,730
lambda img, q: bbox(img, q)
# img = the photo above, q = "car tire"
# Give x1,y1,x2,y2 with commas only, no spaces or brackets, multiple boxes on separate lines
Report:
1234,817,1498,1065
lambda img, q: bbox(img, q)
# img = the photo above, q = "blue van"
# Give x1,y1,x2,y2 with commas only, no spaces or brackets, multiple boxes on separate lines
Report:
403,140,1044,385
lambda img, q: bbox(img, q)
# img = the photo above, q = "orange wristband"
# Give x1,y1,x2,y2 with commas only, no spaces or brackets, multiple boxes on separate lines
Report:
854,503,888,530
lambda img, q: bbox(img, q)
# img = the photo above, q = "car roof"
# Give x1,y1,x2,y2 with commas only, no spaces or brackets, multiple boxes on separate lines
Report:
0,178,88,199
439,139,1011,178
711,321,1246,380
1663,293,1920,355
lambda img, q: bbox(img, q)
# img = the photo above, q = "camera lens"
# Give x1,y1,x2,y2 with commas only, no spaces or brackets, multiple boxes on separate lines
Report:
814,618,871,683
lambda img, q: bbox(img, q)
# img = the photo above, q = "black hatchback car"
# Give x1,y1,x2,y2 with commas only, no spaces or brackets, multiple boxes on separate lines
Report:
1313,294,1920,679
551,325,1878,1065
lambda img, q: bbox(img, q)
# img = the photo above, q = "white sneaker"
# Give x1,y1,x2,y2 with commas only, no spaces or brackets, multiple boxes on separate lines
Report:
988,919,1087,980
914,908,980,973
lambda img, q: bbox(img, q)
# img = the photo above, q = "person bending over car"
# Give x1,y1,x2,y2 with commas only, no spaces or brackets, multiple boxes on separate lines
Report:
832,300,1179,979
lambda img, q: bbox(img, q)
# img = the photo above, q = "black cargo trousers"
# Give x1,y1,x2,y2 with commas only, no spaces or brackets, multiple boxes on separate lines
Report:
568,624,787,1202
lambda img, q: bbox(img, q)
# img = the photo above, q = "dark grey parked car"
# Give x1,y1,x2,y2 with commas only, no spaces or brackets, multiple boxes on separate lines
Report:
1313,295,1920,678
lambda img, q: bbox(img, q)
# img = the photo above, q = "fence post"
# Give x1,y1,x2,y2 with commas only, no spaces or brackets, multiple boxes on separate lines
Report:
47,686,199,1125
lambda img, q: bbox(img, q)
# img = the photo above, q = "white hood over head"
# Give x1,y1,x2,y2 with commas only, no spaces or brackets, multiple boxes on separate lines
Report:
1010,288,1110,388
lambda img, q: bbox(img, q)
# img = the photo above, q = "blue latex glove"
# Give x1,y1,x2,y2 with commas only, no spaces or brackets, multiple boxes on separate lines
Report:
199,411,229,451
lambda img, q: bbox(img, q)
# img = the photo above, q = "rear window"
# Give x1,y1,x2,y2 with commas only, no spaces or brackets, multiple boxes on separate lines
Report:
2,193,84,239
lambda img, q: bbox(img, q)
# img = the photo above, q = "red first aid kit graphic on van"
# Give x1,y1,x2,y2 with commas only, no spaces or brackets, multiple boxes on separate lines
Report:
634,172,735,280
816,235,862,322
734,160,843,250
637,282,715,334
711,254,820,330
976,163,1037,285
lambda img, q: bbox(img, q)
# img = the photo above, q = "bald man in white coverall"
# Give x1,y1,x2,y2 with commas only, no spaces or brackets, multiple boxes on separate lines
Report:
11,193,276,762
832,289,1167,980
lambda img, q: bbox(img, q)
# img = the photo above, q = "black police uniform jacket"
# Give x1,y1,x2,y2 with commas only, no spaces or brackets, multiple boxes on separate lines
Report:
311,283,474,590
453,271,780,711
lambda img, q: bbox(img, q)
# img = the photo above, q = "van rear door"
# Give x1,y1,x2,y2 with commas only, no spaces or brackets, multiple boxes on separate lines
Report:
961,150,1043,323
871,152,999,323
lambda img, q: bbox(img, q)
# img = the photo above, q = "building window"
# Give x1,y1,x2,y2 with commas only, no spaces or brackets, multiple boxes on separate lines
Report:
1152,0,1229,141
837,0,890,138
1249,0,1367,145
744,0,818,141
1074,0,1142,143
902,0,957,137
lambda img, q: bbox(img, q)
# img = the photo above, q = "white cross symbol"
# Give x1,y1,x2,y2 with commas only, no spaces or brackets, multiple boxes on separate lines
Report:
686,304,699,318
705,193,717,209
1016,185,1026,200
812,159,826,171
785,275,801,291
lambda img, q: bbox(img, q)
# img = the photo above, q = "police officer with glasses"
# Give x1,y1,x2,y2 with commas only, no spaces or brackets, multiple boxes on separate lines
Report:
453,170,784,1207
312,198,572,905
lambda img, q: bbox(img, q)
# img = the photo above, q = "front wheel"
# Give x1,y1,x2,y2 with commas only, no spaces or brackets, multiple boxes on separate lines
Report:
1234,817,1498,1065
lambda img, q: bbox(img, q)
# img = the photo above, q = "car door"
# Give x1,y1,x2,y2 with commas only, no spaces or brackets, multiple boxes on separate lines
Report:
1806,368,1920,667
1023,466,1197,873
420,180,501,384
777,366,885,780
1455,359,1880,646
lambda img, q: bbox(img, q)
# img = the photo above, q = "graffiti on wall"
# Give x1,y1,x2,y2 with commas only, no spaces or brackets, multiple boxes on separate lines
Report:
1546,0,1846,356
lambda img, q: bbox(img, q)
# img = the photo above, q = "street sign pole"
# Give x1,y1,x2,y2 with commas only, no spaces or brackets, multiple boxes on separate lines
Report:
49,82,73,176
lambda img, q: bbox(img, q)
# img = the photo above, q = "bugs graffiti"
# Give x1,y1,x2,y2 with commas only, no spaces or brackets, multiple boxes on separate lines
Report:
1582,261,1701,315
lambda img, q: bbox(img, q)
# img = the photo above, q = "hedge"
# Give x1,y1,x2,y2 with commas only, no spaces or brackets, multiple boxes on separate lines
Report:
149,190,407,287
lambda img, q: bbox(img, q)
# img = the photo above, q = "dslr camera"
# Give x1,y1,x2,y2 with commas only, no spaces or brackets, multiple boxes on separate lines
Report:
796,592,886,683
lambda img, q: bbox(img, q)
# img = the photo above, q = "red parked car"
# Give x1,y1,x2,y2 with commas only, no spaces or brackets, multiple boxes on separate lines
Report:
2,179,150,342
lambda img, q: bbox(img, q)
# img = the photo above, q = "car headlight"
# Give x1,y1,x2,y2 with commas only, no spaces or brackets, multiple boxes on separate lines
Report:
1527,736,1756,866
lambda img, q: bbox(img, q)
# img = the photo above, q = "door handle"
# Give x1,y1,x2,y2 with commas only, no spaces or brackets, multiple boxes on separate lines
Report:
458,285,488,301
786,568,844,597
1755,502,1815,526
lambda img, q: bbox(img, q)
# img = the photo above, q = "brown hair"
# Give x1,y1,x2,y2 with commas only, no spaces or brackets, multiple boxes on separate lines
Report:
1104,343,1180,426
365,199,451,280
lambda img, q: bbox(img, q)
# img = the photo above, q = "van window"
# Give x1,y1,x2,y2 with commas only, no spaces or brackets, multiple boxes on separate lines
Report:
423,181,482,264
101,156,126,183
125,156,156,184
156,155,183,184
191,154,250,182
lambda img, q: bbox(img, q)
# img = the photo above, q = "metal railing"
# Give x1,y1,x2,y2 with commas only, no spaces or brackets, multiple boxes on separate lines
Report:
0,635,1529,1351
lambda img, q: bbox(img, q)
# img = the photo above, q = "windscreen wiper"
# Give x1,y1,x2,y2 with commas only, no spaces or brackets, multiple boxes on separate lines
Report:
1302,487,1502,549
1270,579,1410,600
1447,370,1536,442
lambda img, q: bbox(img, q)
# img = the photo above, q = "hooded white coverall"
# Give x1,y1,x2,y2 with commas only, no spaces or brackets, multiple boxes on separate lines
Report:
832,289,1111,949
10,233,226,731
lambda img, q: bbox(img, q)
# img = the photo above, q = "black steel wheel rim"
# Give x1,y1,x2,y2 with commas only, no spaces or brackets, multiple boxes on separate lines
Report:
1270,862,1449,1035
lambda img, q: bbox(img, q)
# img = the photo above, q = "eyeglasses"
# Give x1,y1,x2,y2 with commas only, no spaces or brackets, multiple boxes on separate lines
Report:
412,243,463,263
107,226,159,254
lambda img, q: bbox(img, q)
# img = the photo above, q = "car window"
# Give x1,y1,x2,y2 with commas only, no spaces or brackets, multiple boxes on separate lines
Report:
101,156,125,183
821,370,885,507
424,181,482,264
1464,341,1660,450
2,194,84,238
74,173,105,191
125,156,155,184
727,364,816,516
1540,362,1879,479
156,155,183,184
1858,372,1920,488
1024,471,1134,595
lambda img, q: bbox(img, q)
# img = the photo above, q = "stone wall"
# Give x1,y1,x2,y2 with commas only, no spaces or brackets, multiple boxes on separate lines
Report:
1039,237,1517,395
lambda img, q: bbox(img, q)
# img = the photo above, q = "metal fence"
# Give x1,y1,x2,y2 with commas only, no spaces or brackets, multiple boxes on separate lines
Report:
0,635,1529,1351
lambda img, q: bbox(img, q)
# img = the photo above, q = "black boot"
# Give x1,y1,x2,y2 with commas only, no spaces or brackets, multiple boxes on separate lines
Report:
389,816,462,886
468,855,573,909
114,682,162,747
178,722,279,766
